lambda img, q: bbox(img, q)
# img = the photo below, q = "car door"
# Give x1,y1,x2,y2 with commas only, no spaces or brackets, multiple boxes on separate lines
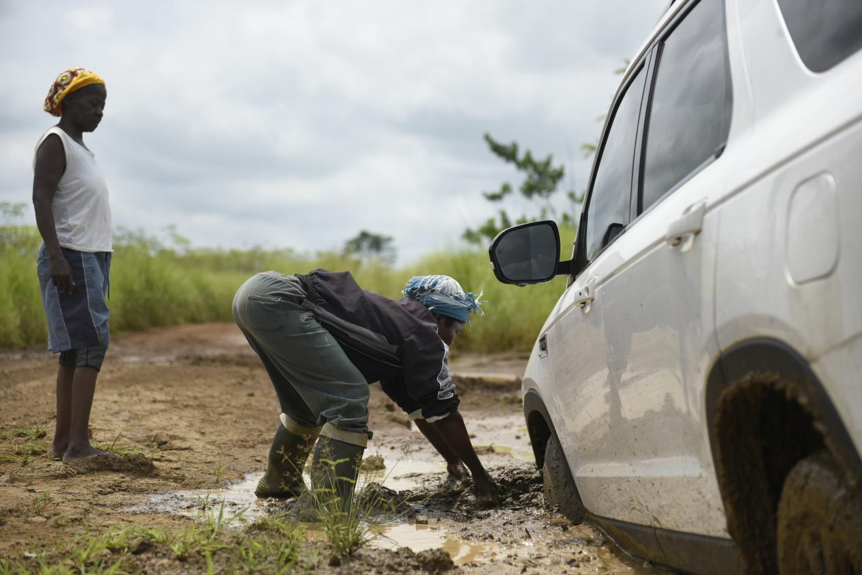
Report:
595,0,733,536
547,60,649,521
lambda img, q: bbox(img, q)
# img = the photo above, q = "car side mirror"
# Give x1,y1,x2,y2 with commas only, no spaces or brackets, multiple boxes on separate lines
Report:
488,220,571,285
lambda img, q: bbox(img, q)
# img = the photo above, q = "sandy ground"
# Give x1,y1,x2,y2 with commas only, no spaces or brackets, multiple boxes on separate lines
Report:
0,323,668,574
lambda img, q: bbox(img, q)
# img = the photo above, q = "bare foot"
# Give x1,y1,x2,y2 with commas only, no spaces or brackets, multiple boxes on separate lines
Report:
62,445,112,463
50,443,67,460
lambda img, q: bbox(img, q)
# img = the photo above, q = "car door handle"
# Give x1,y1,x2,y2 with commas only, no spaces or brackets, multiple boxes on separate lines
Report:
665,200,707,250
538,334,549,358
573,277,596,310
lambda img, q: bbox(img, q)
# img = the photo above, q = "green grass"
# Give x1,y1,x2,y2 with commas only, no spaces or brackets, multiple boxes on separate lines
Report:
304,451,412,557
5,424,50,462
92,434,145,457
0,224,575,353
0,508,308,575
10,424,47,442
32,491,54,514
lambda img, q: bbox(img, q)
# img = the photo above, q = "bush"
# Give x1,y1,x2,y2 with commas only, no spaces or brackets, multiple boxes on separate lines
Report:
0,225,575,353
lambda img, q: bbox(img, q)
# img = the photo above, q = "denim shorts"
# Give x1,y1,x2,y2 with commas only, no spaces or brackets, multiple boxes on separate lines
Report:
37,243,111,354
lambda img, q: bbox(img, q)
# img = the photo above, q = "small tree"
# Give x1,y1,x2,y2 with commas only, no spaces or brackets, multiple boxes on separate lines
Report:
463,134,583,245
464,61,629,245
344,230,397,264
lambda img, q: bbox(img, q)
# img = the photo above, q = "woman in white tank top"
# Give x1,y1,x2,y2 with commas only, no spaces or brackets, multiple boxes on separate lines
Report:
33,67,114,463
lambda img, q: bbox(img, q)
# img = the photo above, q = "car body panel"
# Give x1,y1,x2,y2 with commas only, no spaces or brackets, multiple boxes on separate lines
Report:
811,335,862,455
715,117,862,456
594,205,727,535
518,0,862,567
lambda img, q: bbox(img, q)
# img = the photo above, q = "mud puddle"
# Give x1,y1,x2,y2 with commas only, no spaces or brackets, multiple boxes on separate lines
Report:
372,523,486,565
127,454,446,523
127,472,270,525
126,456,542,567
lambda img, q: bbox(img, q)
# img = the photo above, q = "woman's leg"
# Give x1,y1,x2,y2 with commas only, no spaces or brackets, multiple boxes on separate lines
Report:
64,366,99,461
248,312,370,514
234,274,370,507
52,364,75,458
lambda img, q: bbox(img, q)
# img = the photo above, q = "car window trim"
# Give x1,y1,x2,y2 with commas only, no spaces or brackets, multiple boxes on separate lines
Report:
629,45,660,223
634,0,733,219
572,57,651,279
776,0,862,73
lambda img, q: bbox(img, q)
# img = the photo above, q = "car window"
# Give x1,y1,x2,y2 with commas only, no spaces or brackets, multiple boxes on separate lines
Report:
585,67,646,262
778,0,862,72
640,0,732,213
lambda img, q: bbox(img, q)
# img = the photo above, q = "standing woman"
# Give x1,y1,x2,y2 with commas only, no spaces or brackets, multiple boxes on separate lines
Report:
33,68,112,462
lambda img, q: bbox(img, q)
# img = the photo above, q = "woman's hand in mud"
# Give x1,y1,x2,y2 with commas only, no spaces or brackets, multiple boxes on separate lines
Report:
447,461,470,481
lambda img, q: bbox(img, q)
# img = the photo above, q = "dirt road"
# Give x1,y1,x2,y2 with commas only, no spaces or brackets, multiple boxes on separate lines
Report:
0,324,667,574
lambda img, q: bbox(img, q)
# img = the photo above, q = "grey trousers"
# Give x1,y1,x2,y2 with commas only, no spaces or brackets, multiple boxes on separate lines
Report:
232,272,370,447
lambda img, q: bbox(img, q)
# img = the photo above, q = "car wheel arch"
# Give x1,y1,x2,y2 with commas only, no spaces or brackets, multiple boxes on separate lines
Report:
523,388,581,491
523,388,554,470
705,337,862,574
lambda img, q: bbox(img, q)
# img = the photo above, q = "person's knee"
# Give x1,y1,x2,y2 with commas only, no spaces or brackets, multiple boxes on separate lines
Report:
320,423,370,447
318,397,370,436
59,349,78,368
60,341,108,372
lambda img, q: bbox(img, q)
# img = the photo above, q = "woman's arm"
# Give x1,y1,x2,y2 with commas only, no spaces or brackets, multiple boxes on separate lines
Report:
433,410,497,498
413,418,469,480
32,134,73,294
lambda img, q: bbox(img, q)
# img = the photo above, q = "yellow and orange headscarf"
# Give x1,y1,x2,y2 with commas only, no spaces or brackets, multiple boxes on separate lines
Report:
43,67,105,117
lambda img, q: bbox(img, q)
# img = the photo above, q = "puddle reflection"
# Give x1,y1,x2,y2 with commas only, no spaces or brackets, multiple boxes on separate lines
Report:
371,523,486,565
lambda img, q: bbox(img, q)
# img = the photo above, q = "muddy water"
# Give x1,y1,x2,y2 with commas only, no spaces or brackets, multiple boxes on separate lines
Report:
127,455,498,565
127,455,661,573
123,411,662,573
126,472,268,525
127,455,446,522
372,523,485,565
127,455,447,521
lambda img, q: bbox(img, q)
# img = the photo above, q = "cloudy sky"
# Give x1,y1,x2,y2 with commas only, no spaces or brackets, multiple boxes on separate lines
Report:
0,1,666,263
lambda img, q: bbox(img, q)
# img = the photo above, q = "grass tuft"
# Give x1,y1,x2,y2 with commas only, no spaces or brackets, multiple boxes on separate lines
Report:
32,491,54,514
306,454,410,558
93,434,144,458
0,508,310,574
11,425,47,442
4,424,50,463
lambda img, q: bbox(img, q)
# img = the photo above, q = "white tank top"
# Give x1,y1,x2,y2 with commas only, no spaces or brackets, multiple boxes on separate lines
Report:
33,127,112,252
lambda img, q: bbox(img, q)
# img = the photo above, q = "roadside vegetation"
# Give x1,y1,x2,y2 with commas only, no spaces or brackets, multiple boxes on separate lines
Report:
1,127,584,353
0,507,310,575
0,217,574,353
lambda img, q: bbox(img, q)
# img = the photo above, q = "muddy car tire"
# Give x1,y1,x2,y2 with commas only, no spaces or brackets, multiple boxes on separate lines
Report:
777,451,862,574
542,433,585,524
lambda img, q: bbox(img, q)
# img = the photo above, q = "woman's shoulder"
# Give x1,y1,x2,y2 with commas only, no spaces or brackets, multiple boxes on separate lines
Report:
35,126,68,151
33,127,69,169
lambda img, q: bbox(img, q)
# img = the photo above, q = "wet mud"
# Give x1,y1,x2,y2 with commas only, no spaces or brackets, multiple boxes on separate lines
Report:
66,453,158,476
1,323,667,574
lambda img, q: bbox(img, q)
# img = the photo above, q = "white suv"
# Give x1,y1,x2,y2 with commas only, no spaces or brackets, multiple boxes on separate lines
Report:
488,0,862,573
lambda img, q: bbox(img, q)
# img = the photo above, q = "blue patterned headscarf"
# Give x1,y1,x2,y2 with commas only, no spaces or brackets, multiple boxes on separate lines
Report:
403,275,484,324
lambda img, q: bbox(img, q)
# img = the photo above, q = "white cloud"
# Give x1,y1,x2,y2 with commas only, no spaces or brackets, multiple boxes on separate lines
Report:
0,0,666,263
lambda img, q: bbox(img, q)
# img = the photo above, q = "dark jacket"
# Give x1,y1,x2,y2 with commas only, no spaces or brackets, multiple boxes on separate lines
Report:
297,269,459,420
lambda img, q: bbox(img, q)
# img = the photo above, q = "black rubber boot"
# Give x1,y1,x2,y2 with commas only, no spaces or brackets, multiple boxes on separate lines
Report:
310,435,365,514
255,423,319,498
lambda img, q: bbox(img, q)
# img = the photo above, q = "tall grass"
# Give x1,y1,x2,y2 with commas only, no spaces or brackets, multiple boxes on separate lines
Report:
0,224,574,352
0,226,47,348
